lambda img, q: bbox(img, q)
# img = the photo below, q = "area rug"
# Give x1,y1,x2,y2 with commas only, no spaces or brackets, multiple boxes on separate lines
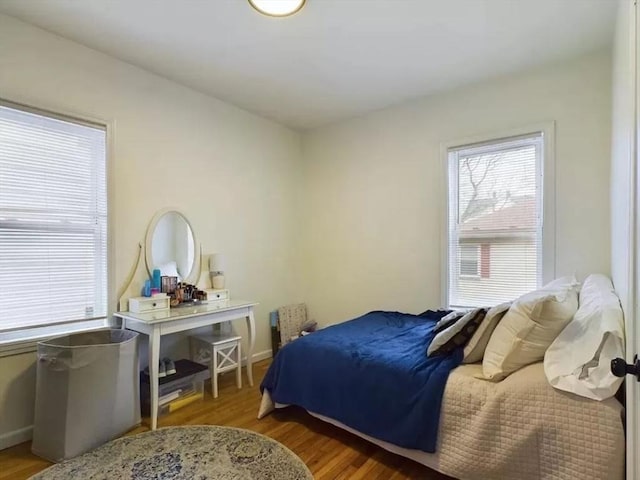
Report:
30,425,313,480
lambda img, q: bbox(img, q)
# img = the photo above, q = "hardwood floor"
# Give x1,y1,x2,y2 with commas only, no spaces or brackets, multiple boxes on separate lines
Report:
0,360,452,479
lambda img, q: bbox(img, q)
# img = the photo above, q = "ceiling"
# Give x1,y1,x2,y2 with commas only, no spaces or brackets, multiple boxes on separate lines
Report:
0,0,617,130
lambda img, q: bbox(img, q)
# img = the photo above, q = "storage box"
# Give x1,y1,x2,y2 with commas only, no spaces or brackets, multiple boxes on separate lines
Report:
141,359,209,416
157,387,205,416
32,329,140,462
129,295,170,313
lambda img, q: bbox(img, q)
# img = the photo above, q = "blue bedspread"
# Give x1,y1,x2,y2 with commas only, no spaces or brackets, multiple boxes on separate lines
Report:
260,310,463,453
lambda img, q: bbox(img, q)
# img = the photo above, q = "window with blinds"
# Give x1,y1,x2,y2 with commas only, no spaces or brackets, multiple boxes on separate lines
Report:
447,132,543,308
0,102,108,335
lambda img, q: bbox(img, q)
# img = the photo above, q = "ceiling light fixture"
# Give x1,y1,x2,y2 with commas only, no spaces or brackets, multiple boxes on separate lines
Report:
248,0,306,17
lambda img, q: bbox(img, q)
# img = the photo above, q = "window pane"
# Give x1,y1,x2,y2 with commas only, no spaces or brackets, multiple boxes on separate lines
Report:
448,134,542,307
459,244,479,276
0,103,107,332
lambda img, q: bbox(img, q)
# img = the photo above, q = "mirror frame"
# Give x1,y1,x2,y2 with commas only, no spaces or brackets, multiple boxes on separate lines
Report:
145,208,200,285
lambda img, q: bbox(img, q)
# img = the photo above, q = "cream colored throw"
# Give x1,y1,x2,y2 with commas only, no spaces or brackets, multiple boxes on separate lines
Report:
260,362,624,480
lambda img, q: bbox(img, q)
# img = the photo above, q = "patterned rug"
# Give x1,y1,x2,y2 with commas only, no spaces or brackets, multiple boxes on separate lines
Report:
30,426,313,480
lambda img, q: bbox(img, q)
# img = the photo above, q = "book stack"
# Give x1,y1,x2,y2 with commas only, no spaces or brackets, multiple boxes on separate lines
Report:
157,386,203,413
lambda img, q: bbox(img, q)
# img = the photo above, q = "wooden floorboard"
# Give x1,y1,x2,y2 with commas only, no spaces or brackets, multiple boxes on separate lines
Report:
0,359,452,479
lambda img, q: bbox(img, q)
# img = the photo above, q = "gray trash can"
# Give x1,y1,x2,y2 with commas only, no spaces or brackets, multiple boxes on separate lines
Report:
31,329,140,462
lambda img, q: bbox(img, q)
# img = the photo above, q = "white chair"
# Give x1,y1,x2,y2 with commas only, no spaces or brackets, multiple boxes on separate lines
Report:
189,334,242,398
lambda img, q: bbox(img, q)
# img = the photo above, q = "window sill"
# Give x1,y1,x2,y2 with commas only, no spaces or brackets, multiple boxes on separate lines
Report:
0,318,113,358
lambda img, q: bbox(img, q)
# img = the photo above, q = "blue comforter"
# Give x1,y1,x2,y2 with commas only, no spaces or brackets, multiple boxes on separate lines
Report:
260,310,463,453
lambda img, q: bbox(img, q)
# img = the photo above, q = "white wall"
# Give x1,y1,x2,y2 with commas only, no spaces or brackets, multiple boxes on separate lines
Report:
301,51,612,327
0,14,303,447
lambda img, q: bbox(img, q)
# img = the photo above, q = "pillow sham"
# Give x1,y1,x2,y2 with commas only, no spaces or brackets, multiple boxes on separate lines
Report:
462,302,511,364
428,308,487,357
433,310,465,334
544,274,624,400
480,276,580,381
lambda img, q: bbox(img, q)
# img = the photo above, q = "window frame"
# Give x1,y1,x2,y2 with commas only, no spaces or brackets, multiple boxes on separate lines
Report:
440,122,556,308
0,98,114,356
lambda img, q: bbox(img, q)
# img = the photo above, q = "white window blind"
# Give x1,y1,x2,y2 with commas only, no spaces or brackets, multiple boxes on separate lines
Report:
447,133,543,308
0,102,107,333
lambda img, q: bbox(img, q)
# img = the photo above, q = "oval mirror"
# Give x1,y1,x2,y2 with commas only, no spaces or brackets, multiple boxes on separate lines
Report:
145,209,199,283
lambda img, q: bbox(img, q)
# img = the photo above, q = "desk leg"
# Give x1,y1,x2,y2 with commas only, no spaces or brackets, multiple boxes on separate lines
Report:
148,329,160,431
245,309,255,387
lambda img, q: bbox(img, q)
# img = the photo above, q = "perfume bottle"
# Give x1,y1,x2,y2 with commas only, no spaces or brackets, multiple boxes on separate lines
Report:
152,269,161,290
143,279,152,297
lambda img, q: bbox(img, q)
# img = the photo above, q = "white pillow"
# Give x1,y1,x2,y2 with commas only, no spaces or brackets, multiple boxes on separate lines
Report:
481,276,580,381
462,302,511,364
544,274,624,400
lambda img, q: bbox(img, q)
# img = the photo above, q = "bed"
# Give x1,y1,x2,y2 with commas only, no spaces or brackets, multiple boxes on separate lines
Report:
259,305,625,480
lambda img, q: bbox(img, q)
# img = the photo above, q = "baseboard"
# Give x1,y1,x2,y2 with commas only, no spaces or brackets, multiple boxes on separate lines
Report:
0,425,32,451
242,349,272,366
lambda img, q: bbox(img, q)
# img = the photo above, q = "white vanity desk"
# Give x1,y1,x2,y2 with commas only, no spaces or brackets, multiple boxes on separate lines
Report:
114,300,257,430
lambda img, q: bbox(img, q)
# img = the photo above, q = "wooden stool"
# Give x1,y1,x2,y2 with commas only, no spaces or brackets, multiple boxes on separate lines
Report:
189,334,242,398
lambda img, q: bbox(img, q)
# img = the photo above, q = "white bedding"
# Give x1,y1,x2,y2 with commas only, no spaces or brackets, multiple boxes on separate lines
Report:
544,274,625,400
259,362,624,480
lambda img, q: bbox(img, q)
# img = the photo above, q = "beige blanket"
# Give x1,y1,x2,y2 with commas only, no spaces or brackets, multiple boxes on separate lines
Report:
259,362,624,480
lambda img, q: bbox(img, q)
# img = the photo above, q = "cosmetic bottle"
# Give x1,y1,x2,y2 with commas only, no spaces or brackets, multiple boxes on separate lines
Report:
143,279,152,297
152,269,161,290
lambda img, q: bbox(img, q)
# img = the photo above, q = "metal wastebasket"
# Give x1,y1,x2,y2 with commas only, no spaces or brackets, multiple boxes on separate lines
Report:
31,329,140,462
